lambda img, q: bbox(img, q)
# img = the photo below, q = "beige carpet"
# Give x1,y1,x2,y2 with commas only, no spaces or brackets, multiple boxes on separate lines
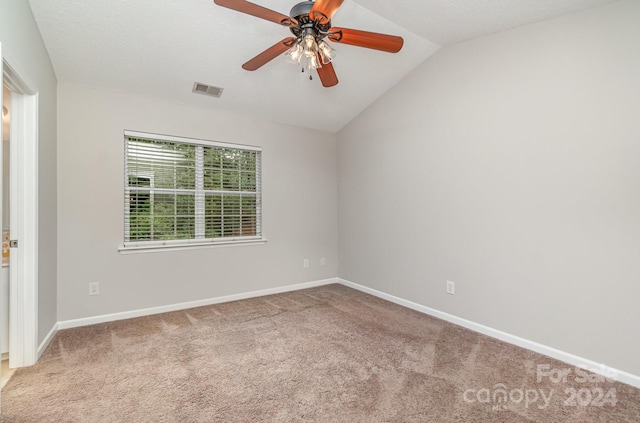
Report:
2,284,639,422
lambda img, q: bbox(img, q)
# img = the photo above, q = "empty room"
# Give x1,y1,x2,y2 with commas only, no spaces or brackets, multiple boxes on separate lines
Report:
1,0,639,421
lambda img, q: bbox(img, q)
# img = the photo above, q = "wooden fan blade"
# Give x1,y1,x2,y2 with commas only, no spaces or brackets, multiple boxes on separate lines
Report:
316,57,339,88
242,38,295,71
309,0,343,24
214,0,296,26
328,27,404,53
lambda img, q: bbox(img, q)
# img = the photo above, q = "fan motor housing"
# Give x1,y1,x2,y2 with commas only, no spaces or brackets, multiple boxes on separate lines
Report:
289,1,331,37
289,1,314,19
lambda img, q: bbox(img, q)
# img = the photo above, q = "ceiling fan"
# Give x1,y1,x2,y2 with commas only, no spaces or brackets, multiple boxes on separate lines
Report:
213,0,404,87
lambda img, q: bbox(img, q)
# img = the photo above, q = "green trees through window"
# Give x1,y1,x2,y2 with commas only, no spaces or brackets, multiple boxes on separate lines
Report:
124,134,261,245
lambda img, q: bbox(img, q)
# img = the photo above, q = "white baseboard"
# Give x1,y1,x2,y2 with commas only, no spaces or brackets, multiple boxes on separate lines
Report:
57,278,338,330
37,323,58,360
338,278,640,390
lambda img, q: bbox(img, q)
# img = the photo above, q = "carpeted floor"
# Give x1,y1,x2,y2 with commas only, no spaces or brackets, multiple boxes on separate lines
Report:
2,284,639,422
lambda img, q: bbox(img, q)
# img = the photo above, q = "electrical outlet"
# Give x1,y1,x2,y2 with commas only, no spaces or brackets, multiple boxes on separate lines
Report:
303,259,309,268
320,257,326,266
89,282,100,296
446,280,455,295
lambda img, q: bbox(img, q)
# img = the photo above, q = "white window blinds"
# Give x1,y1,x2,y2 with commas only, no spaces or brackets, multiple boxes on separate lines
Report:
124,131,262,248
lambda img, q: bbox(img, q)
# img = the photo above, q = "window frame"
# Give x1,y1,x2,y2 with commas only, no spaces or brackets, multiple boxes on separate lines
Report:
119,130,266,253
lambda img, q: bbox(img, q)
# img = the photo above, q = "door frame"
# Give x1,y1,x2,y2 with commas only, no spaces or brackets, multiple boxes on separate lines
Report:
1,45,39,368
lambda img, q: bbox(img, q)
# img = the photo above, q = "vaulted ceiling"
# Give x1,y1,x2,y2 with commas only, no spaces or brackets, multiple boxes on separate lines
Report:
28,0,617,132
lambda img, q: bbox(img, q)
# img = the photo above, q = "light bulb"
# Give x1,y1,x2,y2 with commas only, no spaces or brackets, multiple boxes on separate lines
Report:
303,34,318,59
308,54,320,71
286,43,303,65
318,40,335,64
303,34,315,49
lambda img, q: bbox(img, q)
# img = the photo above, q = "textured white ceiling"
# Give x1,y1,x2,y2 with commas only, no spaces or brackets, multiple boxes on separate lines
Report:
28,0,617,133
353,0,618,45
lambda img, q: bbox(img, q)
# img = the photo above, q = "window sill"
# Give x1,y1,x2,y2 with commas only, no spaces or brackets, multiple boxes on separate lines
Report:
118,237,268,254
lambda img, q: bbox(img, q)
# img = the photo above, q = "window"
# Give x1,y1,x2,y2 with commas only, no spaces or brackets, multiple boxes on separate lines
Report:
122,131,263,251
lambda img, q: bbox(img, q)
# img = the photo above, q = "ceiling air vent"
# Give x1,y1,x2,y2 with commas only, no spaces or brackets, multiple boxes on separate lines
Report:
192,82,223,98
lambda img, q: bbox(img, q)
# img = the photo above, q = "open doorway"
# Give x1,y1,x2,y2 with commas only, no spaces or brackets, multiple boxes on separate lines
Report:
1,84,12,387
1,49,40,378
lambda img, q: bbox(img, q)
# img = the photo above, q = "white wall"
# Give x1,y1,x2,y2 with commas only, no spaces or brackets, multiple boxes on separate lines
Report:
57,83,337,321
1,0,58,345
338,0,640,376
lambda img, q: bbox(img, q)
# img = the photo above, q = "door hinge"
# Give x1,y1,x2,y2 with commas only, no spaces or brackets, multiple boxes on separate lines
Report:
9,240,18,248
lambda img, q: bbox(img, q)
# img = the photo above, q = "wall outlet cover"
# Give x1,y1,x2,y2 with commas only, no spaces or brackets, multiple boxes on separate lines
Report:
446,280,455,295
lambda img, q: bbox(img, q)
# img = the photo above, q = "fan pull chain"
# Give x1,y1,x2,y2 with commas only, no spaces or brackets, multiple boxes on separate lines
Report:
301,67,313,81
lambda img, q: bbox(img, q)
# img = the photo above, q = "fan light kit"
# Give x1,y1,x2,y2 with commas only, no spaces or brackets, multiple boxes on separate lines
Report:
213,0,404,87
